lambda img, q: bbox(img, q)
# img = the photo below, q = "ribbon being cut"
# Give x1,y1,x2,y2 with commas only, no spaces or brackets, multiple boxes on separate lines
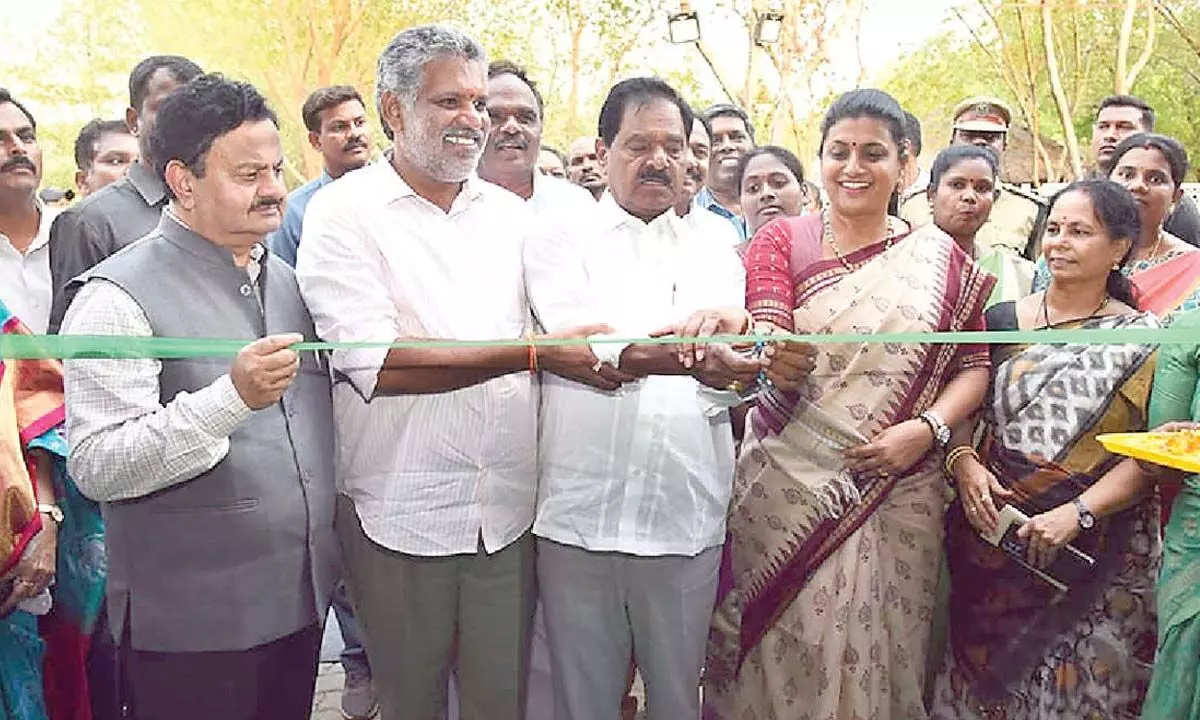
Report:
2,326,1199,361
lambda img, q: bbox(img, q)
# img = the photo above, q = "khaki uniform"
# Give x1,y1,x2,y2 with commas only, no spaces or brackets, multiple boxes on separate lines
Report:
900,182,1047,260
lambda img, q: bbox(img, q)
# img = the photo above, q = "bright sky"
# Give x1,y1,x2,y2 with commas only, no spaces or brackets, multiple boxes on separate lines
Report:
3,0,961,79
856,0,959,77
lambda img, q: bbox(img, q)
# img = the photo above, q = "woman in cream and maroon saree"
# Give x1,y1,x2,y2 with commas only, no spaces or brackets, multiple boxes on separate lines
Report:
933,181,1160,720
705,89,994,720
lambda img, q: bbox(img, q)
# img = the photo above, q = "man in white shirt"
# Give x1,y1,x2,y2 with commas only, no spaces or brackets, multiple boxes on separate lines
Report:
478,60,596,215
0,88,55,333
676,109,741,247
524,77,811,720
296,25,629,720
476,59,600,720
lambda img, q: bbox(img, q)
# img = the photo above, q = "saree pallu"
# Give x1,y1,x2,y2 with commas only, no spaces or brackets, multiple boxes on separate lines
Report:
0,304,105,720
706,215,993,720
931,313,1160,720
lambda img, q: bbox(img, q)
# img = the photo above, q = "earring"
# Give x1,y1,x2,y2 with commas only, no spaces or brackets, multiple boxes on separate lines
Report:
1112,262,1121,271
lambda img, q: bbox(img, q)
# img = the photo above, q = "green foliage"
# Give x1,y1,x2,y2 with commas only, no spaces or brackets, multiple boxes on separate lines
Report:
3,0,708,192
878,0,1200,181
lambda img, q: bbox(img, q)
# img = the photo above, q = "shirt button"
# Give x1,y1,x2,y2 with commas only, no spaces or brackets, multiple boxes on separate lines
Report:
240,284,252,296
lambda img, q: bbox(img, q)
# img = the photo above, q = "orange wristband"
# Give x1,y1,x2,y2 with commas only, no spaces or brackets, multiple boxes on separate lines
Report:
526,332,538,374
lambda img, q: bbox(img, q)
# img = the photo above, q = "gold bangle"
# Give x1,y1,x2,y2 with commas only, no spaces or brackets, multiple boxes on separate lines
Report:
942,448,962,476
944,446,971,471
944,446,979,476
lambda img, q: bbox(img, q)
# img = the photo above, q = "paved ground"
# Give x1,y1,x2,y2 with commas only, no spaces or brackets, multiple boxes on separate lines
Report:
311,661,347,720
310,611,648,719
311,663,648,720
310,661,649,720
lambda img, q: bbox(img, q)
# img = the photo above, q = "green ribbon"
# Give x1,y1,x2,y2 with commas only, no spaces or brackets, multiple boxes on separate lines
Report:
2,326,1199,359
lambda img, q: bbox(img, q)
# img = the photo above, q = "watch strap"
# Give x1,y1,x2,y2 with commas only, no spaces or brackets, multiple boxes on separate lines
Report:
1072,497,1094,528
919,410,950,448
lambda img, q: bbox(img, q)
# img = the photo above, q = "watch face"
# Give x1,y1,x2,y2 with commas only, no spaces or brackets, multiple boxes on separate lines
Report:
1080,513,1095,529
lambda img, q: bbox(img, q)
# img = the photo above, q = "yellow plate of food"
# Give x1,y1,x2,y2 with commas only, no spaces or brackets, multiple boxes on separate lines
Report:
1098,431,1200,473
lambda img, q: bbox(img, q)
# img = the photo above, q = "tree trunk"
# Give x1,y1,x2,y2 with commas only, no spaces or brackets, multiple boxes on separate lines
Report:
1041,0,1083,178
568,11,584,139
1115,0,1136,92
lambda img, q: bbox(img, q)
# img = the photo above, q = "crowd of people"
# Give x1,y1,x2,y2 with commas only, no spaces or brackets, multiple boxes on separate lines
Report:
1,20,1200,720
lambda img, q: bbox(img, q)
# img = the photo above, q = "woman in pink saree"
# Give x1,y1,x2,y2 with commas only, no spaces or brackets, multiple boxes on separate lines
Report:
706,89,994,720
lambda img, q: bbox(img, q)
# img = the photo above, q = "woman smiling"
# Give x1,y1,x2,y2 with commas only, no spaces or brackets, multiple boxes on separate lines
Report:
1107,133,1196,322
707,89,993,720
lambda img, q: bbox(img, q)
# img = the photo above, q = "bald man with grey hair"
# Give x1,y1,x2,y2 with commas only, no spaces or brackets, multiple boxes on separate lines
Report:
297,24,625,720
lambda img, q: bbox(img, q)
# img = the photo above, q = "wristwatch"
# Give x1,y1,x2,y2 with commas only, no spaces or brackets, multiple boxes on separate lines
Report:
1073,497,1095,530
919,410,951,450
37,504,63,525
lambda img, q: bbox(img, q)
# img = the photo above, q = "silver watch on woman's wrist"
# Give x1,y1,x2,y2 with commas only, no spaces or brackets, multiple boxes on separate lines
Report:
1073,497,1096,530
919,410,951,450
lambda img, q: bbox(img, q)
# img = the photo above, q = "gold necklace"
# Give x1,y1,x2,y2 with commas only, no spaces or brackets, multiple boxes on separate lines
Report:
821,209,898,270
1143,230,1165,262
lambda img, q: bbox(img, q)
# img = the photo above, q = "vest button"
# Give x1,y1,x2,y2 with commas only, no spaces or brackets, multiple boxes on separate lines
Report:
240,284,252,296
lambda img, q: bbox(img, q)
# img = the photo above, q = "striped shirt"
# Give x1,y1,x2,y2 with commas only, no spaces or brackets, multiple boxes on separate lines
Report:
296,161,538,557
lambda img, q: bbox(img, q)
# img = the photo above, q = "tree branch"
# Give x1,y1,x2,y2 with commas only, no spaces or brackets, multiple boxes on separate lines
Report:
1154,1,1200,63
1127,1,1157,89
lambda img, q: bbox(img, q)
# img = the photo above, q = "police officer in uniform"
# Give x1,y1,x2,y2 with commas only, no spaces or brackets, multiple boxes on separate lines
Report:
900,96,1047,259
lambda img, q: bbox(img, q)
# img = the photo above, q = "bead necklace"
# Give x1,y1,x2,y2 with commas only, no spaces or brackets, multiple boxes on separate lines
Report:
1038,291,1110,329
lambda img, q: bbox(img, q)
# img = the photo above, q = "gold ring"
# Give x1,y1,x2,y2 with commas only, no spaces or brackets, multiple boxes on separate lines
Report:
726,380,745,393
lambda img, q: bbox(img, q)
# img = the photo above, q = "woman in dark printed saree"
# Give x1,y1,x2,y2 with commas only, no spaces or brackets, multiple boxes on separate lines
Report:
1032,135,1195,525
0,297,106,720
706,89,994,719
933,180,1161,720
